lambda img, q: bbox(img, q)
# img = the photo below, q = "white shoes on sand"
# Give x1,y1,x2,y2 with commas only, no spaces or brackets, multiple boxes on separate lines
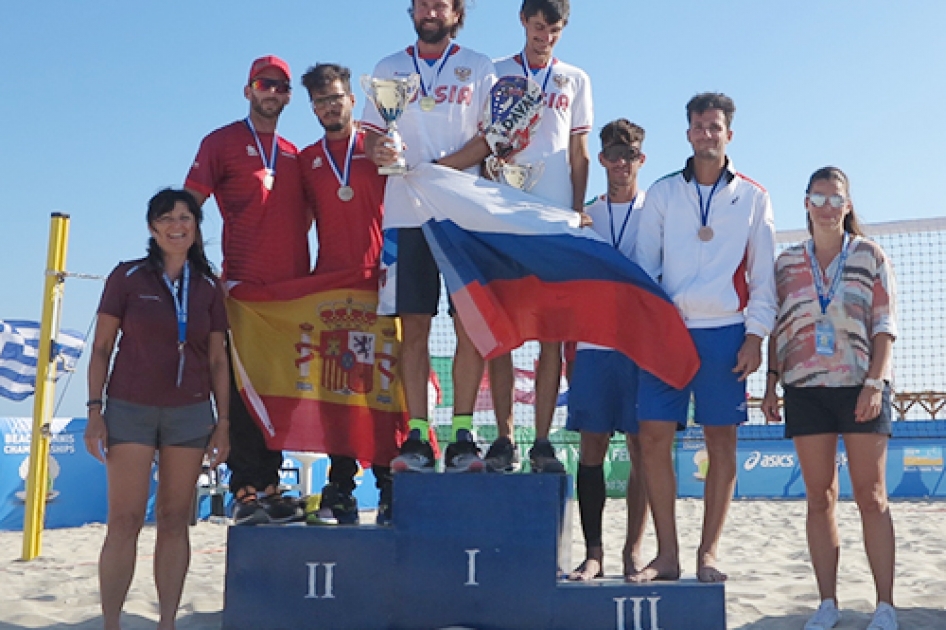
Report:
804,599,898,630
804,600,841,630
867,602,899,630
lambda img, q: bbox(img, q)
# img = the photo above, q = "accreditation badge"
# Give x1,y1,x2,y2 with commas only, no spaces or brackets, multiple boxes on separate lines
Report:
815,319,836,356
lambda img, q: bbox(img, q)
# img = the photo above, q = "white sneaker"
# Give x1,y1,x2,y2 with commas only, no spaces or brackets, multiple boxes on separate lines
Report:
804,599,840,630
867,602,898,630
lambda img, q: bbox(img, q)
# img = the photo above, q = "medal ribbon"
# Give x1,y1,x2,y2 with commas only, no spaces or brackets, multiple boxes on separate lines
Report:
162,262,190,388
411,43,455,100
694,171,726,228
807,232,851,315
321,132,356,189
245,117,279,182
607,195,636,250
519,50,554,95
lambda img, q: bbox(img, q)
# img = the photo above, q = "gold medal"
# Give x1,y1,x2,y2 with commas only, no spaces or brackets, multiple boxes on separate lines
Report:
698,226,714,242
420,96,436,112
338,186,354,202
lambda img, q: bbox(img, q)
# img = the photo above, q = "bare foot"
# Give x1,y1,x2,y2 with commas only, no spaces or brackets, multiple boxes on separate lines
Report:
696,553,728,583
567,557,604,581
622,546,645,580
626,555,681,583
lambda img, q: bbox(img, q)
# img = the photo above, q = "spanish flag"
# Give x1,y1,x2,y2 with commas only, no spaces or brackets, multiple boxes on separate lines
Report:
227,268,407,465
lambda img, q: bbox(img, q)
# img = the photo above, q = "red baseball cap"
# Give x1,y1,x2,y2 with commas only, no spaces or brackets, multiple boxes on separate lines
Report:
248,55,291,83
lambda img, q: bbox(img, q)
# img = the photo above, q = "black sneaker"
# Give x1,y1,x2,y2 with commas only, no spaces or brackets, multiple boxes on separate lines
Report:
260,494,305,524
319,483,360,525
483,436,522,473
528,440,566,474
232,498,271,526
376,484,393,526
444,440,485,473
391,438,436,473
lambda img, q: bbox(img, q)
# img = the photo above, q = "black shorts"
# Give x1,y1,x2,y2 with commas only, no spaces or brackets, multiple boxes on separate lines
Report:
388,227,441,316
783,384,893,438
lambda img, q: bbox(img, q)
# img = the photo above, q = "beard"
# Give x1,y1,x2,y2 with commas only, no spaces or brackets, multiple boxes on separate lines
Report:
319,111,350,133
251,96,285,120
414,18,451,44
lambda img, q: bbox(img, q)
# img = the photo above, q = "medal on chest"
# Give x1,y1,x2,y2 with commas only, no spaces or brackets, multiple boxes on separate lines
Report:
322,133,357,203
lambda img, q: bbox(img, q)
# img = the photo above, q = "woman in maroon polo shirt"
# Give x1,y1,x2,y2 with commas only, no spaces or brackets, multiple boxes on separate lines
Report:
85,188,230,630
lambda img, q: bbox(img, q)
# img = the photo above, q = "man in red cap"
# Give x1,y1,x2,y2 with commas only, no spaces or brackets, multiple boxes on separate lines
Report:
185,55,312,525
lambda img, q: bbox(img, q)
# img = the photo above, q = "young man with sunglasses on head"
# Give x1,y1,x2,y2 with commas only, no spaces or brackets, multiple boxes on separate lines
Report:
632,92,776,583
484,0,592,475
185,55,312,526
298,63,400,526
363,0,497,476
566,119,649,581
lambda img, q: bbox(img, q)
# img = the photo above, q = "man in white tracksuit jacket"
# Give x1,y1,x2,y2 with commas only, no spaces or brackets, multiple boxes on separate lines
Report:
631,92,776,584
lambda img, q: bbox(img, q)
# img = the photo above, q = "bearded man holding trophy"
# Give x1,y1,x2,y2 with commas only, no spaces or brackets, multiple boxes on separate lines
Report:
362,0,499,480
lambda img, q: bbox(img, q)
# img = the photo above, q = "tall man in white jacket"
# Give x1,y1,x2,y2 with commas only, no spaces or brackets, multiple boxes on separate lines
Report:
631,92,776,584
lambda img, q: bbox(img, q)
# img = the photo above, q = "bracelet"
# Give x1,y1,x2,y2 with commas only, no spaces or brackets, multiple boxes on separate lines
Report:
766,369,779,378
86,399,104,408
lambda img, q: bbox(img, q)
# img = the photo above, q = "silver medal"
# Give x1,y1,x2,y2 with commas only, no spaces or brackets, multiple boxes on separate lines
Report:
337,186,354,202
263,171,274,191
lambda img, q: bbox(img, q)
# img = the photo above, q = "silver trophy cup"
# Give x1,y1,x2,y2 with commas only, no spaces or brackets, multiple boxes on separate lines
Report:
361,74,420,175
485,156,544,192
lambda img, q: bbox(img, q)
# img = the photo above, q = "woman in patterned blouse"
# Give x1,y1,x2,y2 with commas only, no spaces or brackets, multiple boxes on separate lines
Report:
762,167,899,630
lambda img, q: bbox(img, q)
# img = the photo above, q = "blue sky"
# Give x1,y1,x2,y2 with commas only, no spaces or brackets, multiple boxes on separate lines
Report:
1,0,944,418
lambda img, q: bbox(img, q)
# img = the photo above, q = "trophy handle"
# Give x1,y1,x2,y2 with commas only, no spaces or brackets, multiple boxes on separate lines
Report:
528,162,545,190
484,156,502,181
404,74,421,101
359,74,372,99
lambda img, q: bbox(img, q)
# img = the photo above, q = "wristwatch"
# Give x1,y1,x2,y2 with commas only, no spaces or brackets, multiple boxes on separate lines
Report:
863,377,885,391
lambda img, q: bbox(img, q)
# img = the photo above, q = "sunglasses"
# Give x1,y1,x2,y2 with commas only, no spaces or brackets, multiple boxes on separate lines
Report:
601,144,642,163
807,193,847,209
311,93,349,110
250,78,292,94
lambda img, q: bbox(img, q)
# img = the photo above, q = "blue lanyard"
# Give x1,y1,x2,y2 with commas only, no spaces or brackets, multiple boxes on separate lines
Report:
411,44,454,98
519,50,554,95
607,195,636,250
162,262,190,387
807,233,851,315
244,117,278,178
321,132,356,188
694,172,725,227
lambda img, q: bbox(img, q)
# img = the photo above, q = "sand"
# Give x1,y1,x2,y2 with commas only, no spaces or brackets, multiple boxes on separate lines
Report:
1,499,943,629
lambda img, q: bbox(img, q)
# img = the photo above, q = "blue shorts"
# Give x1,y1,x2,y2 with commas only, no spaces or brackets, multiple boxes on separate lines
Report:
638,323,748,427
566,349,639,435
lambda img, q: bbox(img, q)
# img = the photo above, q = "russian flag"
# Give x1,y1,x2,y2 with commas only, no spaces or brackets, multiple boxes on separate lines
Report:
401,164,699,389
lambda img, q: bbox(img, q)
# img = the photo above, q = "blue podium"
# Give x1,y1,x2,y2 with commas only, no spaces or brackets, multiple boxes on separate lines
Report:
223,474,725,629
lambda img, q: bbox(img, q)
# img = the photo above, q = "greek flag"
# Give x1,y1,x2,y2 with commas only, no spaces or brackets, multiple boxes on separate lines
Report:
0,320,86,401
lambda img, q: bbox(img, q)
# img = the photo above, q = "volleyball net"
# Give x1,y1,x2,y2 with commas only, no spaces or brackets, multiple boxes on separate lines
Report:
428,217,946,429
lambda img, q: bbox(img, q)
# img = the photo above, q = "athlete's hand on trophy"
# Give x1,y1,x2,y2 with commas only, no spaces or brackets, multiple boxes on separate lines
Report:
374,139,402,168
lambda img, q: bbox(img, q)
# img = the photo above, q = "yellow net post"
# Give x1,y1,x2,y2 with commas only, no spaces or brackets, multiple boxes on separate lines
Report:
21,212,71,561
